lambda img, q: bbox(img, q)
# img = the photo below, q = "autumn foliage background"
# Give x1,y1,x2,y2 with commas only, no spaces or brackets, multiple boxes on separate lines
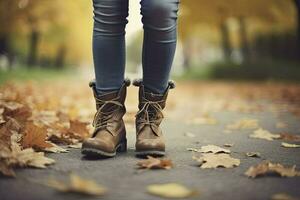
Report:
0,0,299,80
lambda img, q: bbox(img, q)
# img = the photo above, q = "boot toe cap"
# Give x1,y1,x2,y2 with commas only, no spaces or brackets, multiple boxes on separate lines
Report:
82,138,115,153
135,139,165,152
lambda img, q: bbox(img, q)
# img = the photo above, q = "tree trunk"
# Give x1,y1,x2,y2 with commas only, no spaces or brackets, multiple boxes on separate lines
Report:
294,0,300,59
220,21,231,61
55,45,66,68
27,29,40,67
238,16,250,63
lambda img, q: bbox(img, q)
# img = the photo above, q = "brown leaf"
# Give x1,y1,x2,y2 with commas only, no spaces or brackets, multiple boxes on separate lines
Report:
193,153,240,169
0,108,5,124
0,133,55,176
250,128,280,141
147,183,198,199
68,120,90,138
137,156,173,170
280,133,300,142
47,174,107,196
21,123,53,150
245,161,300,178
3,103,31,126
0,118,21,147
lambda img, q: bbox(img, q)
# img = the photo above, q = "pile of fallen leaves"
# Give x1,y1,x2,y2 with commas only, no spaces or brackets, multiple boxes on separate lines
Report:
0,83,90,177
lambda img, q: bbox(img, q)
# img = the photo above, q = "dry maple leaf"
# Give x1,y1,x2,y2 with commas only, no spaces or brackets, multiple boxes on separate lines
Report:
137,156,173,170
3,103,32,126
0,133,55,176
279,133,300,142
199,145,230,154
68,120,90,138
187,113,217,125
245,161,300,178
29,110,59,127
281,142,300,148
147,183,197,198
0,118,21,147
250,128,280,141
226,119,259,130
47,174,107,196
21,123,53,150
193,153,240,169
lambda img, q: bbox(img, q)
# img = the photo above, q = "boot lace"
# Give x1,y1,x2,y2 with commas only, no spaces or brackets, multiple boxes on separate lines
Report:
93,96,123,131
135,97,164,126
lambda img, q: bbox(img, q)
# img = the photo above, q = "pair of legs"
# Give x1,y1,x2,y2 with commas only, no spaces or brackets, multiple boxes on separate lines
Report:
92,0,180,94
82,0,180,157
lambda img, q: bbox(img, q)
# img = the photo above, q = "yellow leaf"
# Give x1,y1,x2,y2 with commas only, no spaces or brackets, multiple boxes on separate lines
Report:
47,174,107,196
147,183,197,198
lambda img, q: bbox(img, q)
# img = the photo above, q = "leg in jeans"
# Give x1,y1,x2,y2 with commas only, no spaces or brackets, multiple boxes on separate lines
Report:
140,0,180,94
92,0,129,94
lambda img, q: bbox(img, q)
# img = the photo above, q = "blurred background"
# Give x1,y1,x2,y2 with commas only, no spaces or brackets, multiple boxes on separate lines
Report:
0,0,300,82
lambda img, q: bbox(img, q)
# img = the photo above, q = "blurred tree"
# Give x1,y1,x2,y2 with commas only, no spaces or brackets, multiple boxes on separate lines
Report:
294,0,300,55
179,0,297,67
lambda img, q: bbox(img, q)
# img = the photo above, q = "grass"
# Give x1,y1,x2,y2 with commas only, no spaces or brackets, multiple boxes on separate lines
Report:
0,66,76,85
176,60,300,82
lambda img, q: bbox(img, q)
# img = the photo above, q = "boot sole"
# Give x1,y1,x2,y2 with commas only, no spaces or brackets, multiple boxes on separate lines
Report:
81,141,127,158
135,150,165,157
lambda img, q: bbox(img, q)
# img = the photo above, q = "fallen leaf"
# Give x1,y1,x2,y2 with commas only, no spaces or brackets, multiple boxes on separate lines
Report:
199,145,230,154
281,142,300,148
29,110,59,127
245,161,300,178
0,133,55,177
224,143,234,147
0,118,21,146
3,103,31,126
193,153,240,169
21,123,53,150
226,119,259,130
183,132,195,138
187,147,199,152
147,183,197,198
246,152,261,158
68,120,90,138
45,143,69,153
0,108,5,124
271,193,299,200
47,173,107,196
137,156,173,170
250,128,280,141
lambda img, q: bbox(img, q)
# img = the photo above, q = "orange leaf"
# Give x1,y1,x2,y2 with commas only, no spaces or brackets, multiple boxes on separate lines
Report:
21,123,53,150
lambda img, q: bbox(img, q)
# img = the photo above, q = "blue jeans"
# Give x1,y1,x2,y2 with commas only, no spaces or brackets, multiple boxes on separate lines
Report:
92,0,180,94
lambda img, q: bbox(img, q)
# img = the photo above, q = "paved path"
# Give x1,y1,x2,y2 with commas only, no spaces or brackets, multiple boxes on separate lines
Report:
1,108,300,200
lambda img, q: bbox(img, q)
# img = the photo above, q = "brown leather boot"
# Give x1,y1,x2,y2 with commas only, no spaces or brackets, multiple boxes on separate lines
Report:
81,79,130,157
133,79,175,157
